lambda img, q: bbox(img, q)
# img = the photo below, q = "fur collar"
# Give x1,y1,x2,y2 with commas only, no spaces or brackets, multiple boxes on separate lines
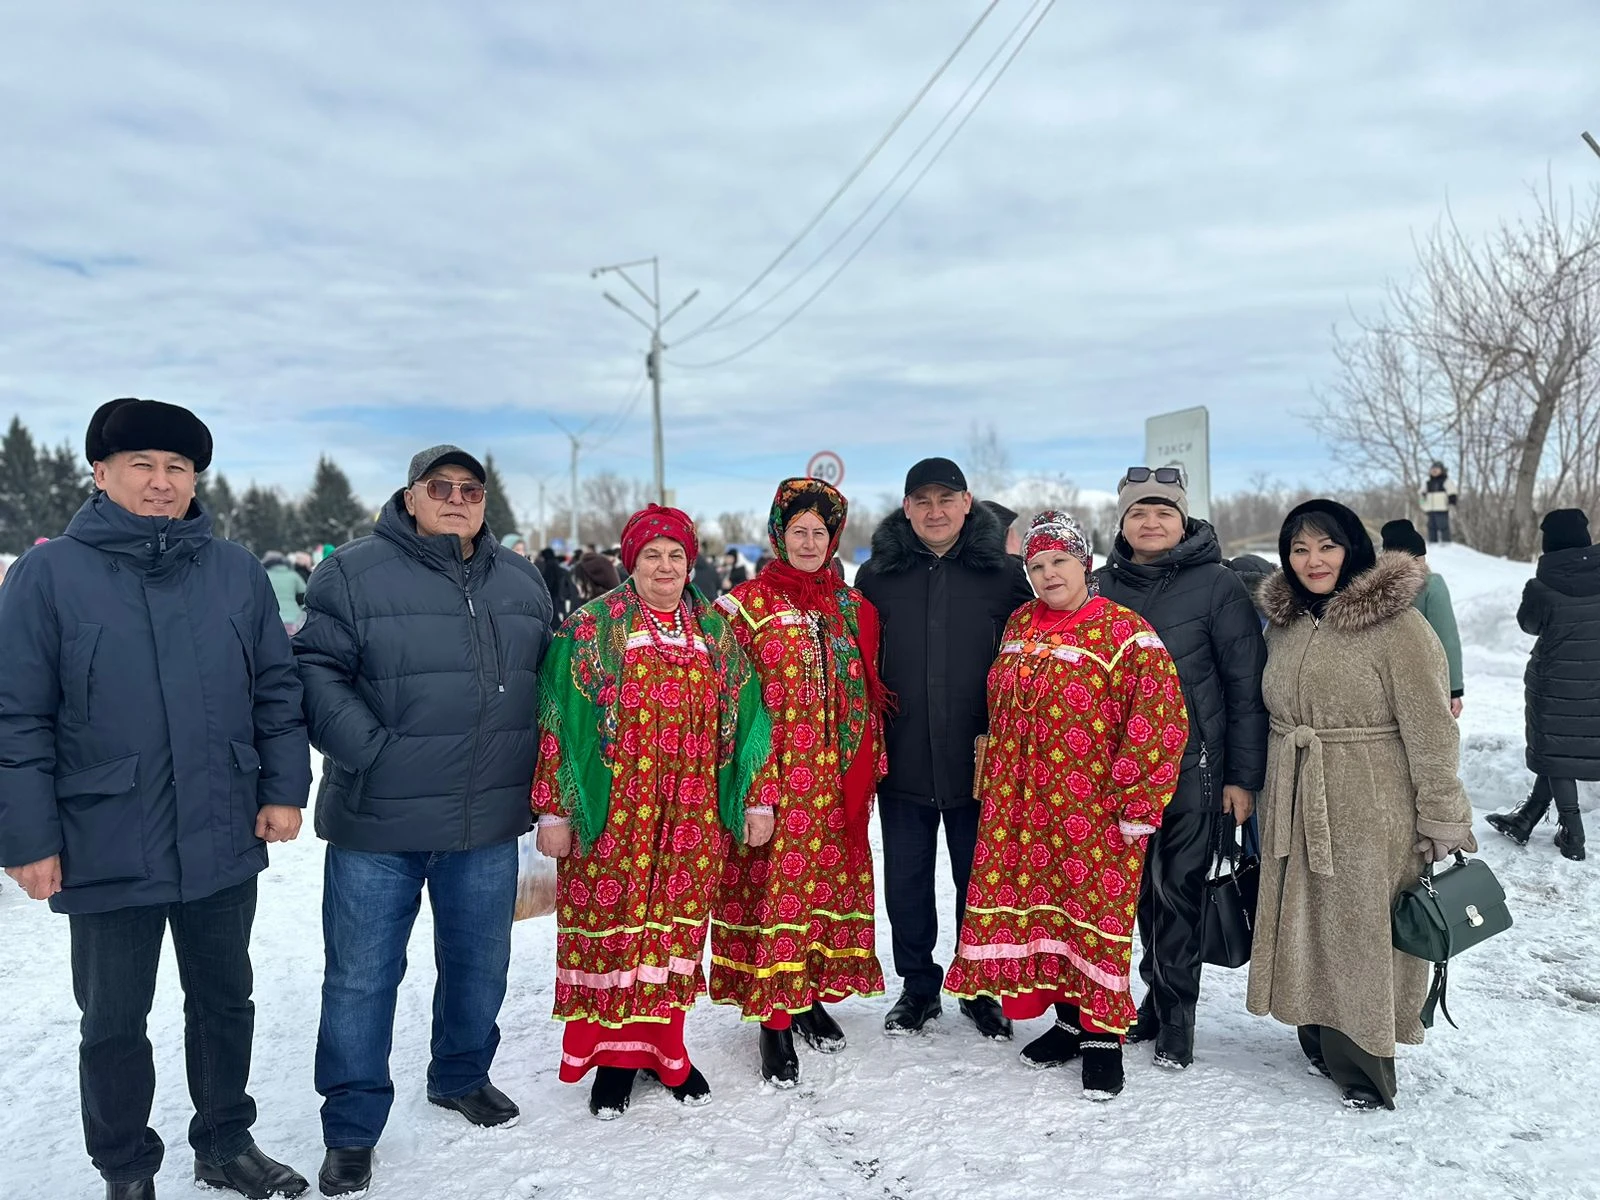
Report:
867,498,1010,575
1259,551,1427,632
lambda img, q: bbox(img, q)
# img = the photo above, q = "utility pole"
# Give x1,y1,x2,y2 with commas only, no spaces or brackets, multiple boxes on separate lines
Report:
1586,131,1600,159
590,256,699,506
551,419,594,550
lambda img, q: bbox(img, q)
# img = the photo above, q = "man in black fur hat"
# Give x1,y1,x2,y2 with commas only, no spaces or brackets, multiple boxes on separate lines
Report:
0,398,312,1200
856,458,1034,1039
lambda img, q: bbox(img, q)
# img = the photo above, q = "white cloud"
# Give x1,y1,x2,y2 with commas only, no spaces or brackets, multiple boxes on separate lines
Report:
2,0,1597,536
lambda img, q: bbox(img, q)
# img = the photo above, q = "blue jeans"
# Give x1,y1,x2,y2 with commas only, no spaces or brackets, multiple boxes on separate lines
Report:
315,841,517,1148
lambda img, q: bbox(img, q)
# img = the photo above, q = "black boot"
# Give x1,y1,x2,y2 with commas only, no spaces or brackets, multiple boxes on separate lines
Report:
1125,998,1160,1045
428,1082,520,1128
1487,790,1552,846
194,1144,309,1199
1556,807,1587,862
884,990,942,1036
958,995,1014,1041
588,1067,637,1120
664,1065,712,1107
107,1183,156,1200
1019,1003,1081,1070
760,1025,800,1088
317,1149,373,1198
792,1003,846,1053
1080,1036,1125,1100
1154,1017,1195,1070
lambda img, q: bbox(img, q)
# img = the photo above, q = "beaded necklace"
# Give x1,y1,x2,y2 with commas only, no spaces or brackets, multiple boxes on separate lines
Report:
1010,599,1090,713
640,597,698,666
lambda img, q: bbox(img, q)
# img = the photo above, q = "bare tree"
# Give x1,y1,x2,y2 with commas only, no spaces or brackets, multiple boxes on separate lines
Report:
717,510,758,547
965,421,1013,496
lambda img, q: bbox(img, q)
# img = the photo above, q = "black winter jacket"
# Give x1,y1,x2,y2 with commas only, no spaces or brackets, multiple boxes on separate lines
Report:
1094,521,1268,812
294,495,555,852
1519,544,1600,780
856,503,1034,809
0,495,311,915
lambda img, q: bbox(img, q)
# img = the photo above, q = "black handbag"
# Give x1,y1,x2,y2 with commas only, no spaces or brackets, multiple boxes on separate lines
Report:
1200,815,1260,969
1391,852,1512,1029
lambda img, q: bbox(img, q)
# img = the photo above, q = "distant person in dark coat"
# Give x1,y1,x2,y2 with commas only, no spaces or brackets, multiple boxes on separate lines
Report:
0,398,312,1200
1419,462,1458,543
1094,468,1267,1069
537,547,582,621
981,499,1022,558
856,457,1034,1041
1488,508,1598,861
294,445,554,1197
573,548,620,602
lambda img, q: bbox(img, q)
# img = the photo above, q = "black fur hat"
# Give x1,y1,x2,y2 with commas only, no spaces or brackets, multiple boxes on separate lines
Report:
1380,518,1427,558
85,398,213,472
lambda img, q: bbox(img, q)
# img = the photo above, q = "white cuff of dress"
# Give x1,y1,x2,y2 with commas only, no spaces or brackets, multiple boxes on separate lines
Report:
536,815,571,828
1119,819,1158,839
745,805,774,816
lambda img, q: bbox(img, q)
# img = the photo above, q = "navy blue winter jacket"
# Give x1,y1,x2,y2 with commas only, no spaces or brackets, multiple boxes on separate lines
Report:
0,494,312,915
293,495,554,853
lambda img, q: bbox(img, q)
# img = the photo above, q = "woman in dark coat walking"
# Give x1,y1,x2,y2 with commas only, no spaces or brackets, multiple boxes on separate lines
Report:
1488,509,1599,860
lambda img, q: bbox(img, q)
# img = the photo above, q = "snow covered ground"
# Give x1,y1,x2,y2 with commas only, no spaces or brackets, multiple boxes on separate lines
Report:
2,544,1597,1200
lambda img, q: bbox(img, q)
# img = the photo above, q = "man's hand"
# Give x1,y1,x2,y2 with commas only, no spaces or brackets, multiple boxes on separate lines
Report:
256,805,303,843
5,855,62,901
1450,697,1464,720
744,811,776,848
536,823,574,858
1221,785,1255,825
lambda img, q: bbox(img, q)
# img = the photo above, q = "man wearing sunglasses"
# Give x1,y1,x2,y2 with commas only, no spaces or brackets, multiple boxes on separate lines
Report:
294,445,554,1198
1094,466,1267,1071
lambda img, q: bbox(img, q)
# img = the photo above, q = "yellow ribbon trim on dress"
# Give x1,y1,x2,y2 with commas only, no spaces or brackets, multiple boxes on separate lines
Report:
709,910,875,934
558,915,705,938
710,946,877,977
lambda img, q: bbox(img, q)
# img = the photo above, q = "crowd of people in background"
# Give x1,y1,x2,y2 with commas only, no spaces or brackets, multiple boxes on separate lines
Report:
0,397,1597,1200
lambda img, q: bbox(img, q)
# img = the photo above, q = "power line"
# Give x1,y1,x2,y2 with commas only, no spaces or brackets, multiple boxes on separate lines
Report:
670,0,1056,372
586,364,649,455
673,0,1004,347
694,0,1051,340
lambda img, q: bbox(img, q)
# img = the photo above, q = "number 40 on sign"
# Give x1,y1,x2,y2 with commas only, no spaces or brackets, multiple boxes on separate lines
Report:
807,451,845,486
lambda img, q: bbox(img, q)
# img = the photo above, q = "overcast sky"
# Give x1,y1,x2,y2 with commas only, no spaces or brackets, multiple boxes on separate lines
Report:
3,0,1598,533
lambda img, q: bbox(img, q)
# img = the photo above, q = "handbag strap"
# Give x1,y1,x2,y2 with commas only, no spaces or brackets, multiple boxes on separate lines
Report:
1420,962,1457,1030
1415,859,1459,1031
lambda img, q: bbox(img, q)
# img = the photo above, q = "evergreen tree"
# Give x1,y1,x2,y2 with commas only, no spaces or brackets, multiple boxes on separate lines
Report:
36,442,91,540
0,416,43,553
297,456,370,548
232,484,291,556
196,472,239,539
482,454,519,544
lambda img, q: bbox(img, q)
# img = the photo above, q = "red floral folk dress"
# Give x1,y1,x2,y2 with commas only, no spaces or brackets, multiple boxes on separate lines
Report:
709,581,887,1022
943,596,1187,1036
532,605,778,1084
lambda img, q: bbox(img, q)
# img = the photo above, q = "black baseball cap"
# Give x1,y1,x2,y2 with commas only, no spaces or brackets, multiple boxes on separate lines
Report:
904,457,967,497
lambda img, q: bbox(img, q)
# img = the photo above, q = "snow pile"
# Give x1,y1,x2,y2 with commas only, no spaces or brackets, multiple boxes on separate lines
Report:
1,544,1597,1199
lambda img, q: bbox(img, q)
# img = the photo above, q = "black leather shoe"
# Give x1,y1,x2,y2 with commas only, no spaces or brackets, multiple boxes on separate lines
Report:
194,1144,309,1198
883,990,942,1036
317,1148,373,1197
958,995,1014,1041
1341,1085,1386,1111
589,1067,637,1120
428,1082,520,1128
107,1182,156,1200
760,1026,800,1087
792,1003,847,1053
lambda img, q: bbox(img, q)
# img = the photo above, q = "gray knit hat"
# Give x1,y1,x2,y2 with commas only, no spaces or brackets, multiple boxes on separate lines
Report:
1117,466,1189,525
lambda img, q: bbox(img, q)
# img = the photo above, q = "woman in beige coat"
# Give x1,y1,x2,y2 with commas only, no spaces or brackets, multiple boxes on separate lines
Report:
1247,499,1476,1111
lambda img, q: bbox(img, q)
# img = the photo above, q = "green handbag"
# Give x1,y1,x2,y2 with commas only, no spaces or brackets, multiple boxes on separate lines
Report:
1391,851,1512,1028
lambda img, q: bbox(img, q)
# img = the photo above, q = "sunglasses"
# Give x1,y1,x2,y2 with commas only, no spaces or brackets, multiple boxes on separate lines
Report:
419,478,487,504
1123,466,1185,486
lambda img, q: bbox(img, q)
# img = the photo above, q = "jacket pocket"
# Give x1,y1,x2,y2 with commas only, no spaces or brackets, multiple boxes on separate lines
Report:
54,752,147,887
229,612,257,686
229,739,264,855
62,623,102,724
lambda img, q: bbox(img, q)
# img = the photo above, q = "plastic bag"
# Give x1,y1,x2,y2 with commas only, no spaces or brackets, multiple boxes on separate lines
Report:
514,831,558,921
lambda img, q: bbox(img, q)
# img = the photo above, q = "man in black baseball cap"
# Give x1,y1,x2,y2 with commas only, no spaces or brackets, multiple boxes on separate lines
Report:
856,458,1033,1041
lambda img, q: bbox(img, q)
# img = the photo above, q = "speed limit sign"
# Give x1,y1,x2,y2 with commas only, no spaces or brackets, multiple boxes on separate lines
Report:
806,450,845,486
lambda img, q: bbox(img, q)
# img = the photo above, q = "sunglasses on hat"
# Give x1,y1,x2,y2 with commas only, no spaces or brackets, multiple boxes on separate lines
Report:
1122,466,1184,486
419,478,487,504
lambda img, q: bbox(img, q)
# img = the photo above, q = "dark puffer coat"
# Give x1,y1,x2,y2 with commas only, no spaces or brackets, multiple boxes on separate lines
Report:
1094,521,1268,811
294,494,554,852
0,494,311,915
1520,544,1600,780
856,502,1034,809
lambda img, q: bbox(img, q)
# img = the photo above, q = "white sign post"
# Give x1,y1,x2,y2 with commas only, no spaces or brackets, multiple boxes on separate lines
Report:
806,450,845,487
1144,407,1211,520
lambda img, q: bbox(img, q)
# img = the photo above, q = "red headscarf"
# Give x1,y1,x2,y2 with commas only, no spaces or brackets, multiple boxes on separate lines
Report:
620,504,699,574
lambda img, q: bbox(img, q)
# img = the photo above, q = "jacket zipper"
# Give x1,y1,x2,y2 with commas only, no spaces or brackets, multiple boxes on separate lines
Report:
461,560,486,847
487,609,505,692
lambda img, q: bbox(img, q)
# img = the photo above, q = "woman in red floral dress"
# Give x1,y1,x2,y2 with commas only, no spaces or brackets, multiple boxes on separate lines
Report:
710,478,891,1086
944,511,1187,1101
532,505,778,1120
